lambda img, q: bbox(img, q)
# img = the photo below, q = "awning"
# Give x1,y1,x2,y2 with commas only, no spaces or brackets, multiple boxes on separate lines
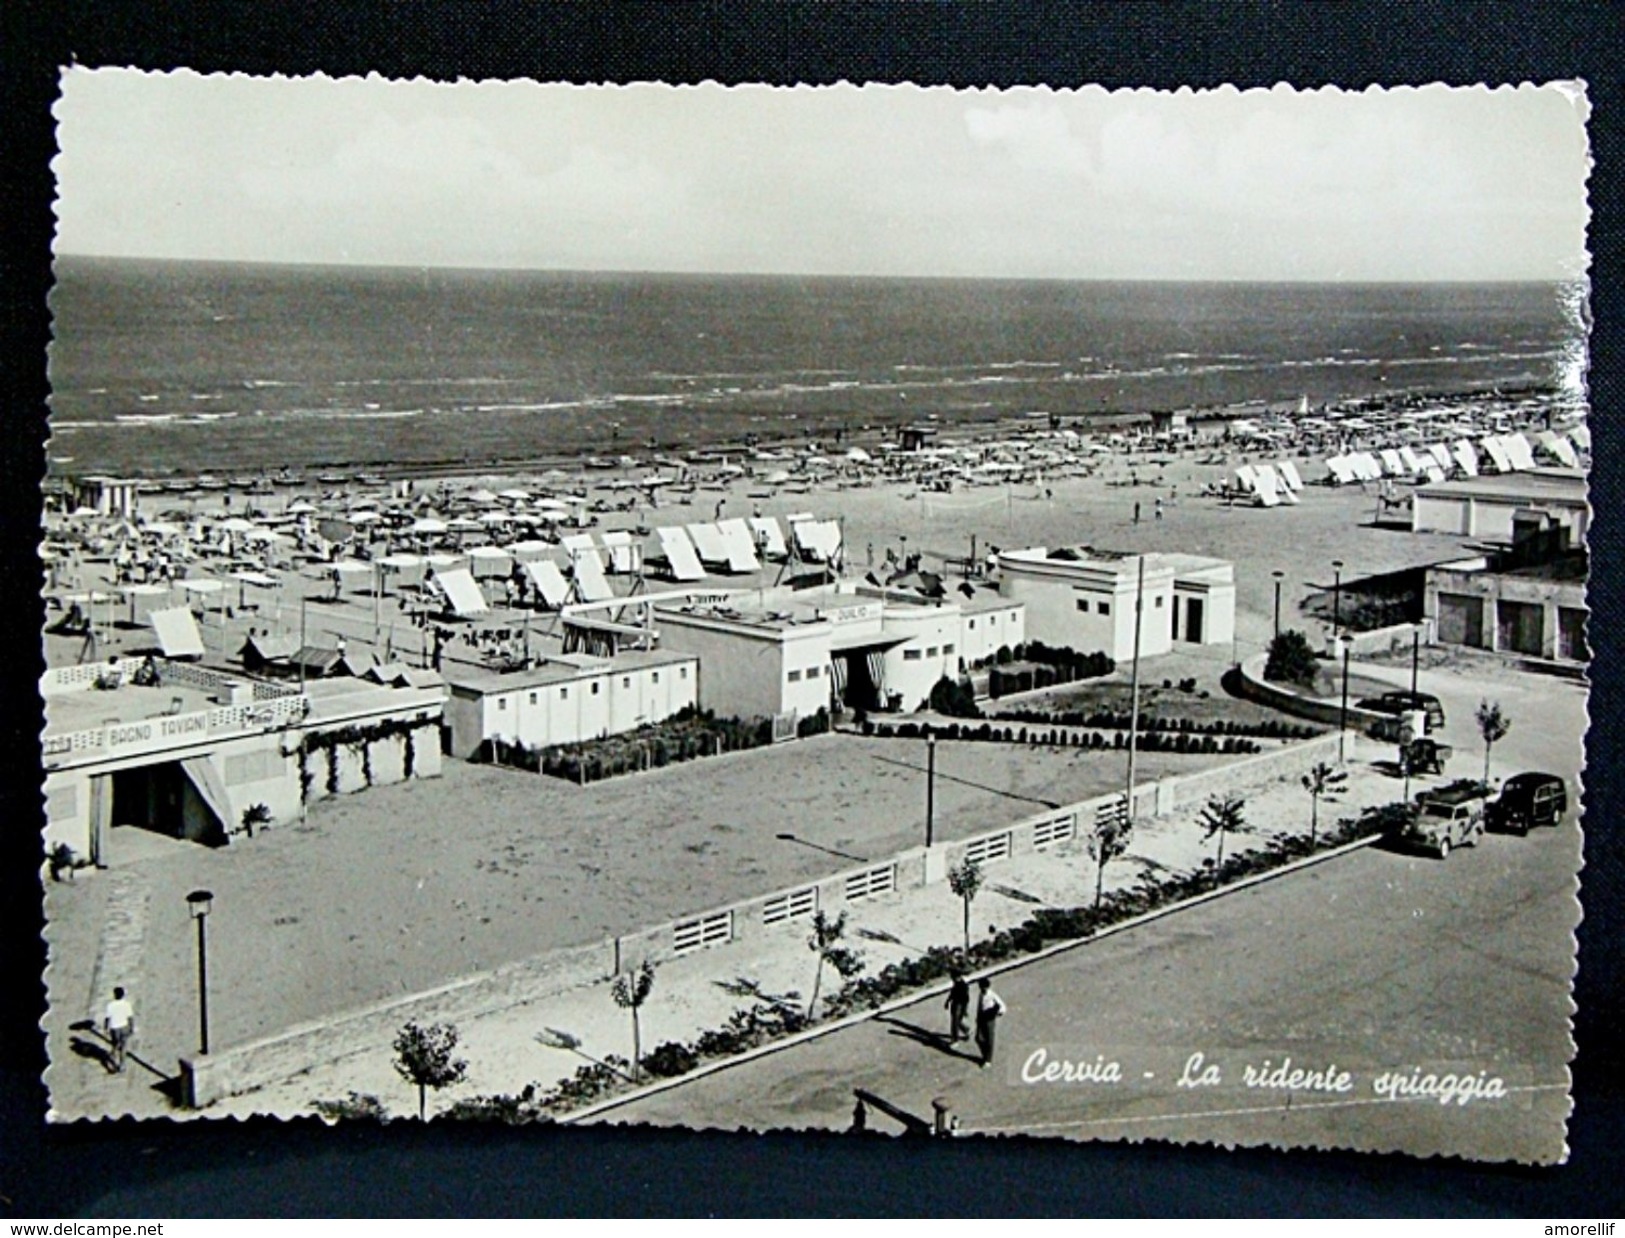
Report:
180,757,233,835
828,631,907,654
150,606,206,659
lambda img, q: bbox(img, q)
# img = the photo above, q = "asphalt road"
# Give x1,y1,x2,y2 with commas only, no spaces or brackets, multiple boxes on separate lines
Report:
599,661,1584,1162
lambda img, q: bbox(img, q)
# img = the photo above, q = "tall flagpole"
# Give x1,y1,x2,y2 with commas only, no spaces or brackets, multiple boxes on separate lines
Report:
1124,555,1146,823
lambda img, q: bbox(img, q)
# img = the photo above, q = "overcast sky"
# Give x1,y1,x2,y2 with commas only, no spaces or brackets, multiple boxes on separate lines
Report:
54,72,1589,282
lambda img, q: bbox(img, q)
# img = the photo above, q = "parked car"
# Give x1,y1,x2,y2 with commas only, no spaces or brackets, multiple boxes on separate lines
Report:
1402,781,1487,859
1358,690,1446,733
1489,773,1568,835
1400,736,1452,776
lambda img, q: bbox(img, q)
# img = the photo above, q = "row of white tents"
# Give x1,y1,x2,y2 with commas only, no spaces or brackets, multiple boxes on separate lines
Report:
1231,460,1304,507
1323,429,1584,488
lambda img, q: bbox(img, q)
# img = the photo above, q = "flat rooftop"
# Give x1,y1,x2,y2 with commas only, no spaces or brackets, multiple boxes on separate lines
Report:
1417,468,1587,504
1000,546,1230,576
444,648,696,694
658,584,953,633
45,680,223,735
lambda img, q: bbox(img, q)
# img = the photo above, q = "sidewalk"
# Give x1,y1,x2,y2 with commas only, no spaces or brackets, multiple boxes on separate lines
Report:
213,739,1413,1120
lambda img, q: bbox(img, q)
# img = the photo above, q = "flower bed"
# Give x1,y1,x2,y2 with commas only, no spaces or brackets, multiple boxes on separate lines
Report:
441,800,1400,1123
478,705,832,785
861,717,1263,756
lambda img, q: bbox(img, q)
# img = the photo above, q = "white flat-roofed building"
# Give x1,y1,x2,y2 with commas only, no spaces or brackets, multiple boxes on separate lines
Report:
1411,468,1588,542
995,546,1235,661
442,649,700,759
654,582,1026,718
41,658,445,868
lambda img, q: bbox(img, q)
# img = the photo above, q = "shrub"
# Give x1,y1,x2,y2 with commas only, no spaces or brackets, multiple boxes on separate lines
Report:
929,675,983,718
1265,629,1320,689
641,1040,700,1079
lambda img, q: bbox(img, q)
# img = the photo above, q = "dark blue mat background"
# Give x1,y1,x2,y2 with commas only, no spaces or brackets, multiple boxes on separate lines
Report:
1,1,1619,1217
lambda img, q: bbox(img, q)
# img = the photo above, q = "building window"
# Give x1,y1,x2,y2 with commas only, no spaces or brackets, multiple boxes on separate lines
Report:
903,649,922,661
498,698,508,711
679,666,688,679
943,642,955,655
560,687,569,700
806,666,820,679
1154,596,1164,608
1098,601,1110,615
926,646,938,657
528,692,538,705
788,669,802,682
969,619,977,630
623,677,631,689
652,671,660,684
592,682,600,695
1076,599,1089,612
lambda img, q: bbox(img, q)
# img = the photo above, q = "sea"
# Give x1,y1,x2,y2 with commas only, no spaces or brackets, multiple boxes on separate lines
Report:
45,257,1584,477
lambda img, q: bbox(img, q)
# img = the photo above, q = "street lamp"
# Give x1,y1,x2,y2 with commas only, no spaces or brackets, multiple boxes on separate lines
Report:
1271,570,1285,642
925,734,937,848
1331,559,1345,640
1337,635,1353,747
186,889,214,1056
1410,620,1424,699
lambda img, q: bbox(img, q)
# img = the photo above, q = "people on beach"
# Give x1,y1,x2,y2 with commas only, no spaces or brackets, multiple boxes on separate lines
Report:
945,971,970,1042
974,978,1006,1068
1154,497,1164,520
1133,501,1141,524
104,986,134,1073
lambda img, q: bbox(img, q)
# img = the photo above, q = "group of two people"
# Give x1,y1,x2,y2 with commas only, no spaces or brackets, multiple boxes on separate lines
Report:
945,972,1004,1067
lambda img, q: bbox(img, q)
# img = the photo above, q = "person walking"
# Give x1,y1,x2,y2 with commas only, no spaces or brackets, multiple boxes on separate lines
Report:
945,971,970,1042
974,978,1006,1068
104,986,134,1074
1133,501,1141,524
1154,497,1165,520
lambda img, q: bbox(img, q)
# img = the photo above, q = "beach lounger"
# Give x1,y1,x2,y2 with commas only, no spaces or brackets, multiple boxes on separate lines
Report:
748,515,789,558
433,567,490,618
523,559,572,609
570,548,615,603
656,526,706,582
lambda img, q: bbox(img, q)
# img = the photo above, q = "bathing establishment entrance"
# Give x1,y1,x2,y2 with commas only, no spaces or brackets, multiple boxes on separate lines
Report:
827,633,906,714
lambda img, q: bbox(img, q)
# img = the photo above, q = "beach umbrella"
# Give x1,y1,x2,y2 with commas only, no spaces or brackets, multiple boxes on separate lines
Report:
347,509,382,525
219,516,257,533
67,506,99,519
411,516,449,535
534,497,571,511
478,510,511,525
498,488,532,501
765,469,792,485
846,448,873,464
286,500,317,515
467,488,500,504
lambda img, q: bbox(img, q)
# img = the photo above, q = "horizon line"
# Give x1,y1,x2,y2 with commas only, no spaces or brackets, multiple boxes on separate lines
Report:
50,251,1582,287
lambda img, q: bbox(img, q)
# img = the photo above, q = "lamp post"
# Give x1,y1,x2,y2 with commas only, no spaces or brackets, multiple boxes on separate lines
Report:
1410,621,1423,699
1124,555,1147,824
1272,570,1285,642
1337,635,1352,750
186,889,214,1056
925,734,937,848
1331,559,1345,640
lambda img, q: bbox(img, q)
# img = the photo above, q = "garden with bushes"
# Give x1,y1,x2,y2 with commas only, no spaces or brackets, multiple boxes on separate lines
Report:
476,704,831,785
861,716,1267,756
986,642,1115,699
396,798,1407,1124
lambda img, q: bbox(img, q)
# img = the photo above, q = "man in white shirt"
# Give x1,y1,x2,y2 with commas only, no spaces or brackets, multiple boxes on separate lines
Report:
974,978,1006,1068
104,986,134,1073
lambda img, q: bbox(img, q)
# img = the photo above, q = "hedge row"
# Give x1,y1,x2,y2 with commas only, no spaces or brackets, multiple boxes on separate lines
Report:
478,705,831,785
861,719,1263,755
993,707,1320,740
989,655,1114,699
442,801,1398,1124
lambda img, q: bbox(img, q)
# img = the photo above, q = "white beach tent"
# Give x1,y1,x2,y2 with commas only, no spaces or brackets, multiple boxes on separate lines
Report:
1398,446,1425,476
377,552,425,589
122,582,172,626
466,545,514,579
506,540,553,564
1504,433,1538,471
1352,452,1384,482
523,559,572,610
1452,440,1480,477
598,530,639,574
1276,460,1304,492
1324,455,1358,486
1423,464,1448,484
1426,443,1454,472
433,568,490,618
685,522,731,566
1252,466,1282,508
748,515,789,558
1480,437,1514,473
1379,449,1406,478
561,532,596,557
570,548,615,603
1569,423,1591,451
656,526,706,582
1232,464,1260,494
149,606,206,660
1548,435,1580,469
715,518,761,573
330,559,375,593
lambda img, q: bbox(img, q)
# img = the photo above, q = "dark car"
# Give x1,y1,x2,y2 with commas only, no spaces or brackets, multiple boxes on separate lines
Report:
1357,690,1446,734
1489,773,1568,835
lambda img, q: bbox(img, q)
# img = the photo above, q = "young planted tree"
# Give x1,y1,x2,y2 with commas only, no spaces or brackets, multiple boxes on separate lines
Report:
1301,761,1348,846
393,1020,468,1121
946,857,985,954
1198,794,1248,868
805,911,865,1021
1475,699,1511,789
1090,805,1132,908
610,961,657,1083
